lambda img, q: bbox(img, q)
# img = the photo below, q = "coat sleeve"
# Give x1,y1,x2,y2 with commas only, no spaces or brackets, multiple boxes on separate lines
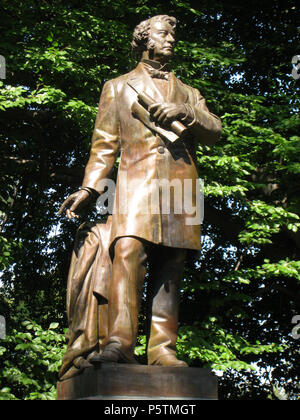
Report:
81,80,120,194
185,88,222,146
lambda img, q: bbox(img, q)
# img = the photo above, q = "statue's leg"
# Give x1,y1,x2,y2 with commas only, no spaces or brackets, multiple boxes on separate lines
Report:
98,302,108,351
99,236,148,363
146,246,188,367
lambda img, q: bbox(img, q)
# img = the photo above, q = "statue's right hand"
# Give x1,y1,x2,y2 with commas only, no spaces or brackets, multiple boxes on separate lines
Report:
58,190,91,220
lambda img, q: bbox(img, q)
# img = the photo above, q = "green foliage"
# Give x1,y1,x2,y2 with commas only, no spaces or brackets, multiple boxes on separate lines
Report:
0,321,66,400
0,0,299,400
177,322,285,372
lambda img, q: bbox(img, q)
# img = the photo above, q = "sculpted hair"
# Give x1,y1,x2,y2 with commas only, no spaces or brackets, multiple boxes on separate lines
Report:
131,15,177,58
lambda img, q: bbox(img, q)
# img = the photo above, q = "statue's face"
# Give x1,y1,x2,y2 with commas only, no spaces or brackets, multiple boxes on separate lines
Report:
148,19,176,62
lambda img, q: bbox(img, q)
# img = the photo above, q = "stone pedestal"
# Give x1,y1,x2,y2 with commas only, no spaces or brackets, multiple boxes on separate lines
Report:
57,364,217,400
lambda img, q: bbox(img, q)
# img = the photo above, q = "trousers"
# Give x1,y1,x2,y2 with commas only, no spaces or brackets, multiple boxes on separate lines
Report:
104,236,186,364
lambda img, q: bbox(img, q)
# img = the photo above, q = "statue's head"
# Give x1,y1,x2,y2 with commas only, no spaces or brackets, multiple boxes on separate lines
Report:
132,15,177,62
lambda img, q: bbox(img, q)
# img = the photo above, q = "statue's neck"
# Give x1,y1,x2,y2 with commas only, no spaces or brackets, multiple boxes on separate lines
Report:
141,50,169,66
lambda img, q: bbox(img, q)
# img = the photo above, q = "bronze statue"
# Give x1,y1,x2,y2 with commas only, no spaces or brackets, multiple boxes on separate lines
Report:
58,15,221,380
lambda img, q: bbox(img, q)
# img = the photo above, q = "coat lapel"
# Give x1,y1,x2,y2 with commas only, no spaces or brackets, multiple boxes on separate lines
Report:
167,72,188,104
128,63,188,104
128,62,165,102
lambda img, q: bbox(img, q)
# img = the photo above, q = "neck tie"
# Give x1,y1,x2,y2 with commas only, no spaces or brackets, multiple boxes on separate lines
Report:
146,67,170,80
142,61,170,80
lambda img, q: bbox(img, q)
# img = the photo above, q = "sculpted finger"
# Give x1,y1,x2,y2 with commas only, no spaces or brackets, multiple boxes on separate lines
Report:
57,204,65,215
157,108,171,124
149,103,160,114
58,196,74,215
153,105,166,120
69,198,82,213
66,209,73,220
66,209,79,220
158,107,174,124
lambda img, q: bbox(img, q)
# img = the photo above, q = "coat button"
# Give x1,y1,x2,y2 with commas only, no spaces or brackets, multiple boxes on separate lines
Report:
157,146,165,154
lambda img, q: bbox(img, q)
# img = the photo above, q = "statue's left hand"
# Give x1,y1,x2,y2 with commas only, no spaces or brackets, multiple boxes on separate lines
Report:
149,102,188,126
58,190,92,220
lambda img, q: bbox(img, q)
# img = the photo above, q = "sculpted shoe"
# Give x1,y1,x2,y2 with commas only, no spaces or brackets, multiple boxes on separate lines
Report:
73,356,93,369
89,347,139,365
151,354,188,367
59,357,93,381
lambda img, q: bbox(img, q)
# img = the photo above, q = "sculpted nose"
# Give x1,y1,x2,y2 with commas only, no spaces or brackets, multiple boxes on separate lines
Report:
166,33,175,44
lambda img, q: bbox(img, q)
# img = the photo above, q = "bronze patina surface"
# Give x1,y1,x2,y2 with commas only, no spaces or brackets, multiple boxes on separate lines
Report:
57,365,218,400
58,15,221,381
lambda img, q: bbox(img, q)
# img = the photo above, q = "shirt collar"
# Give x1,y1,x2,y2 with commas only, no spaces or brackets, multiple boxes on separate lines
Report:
141,58,171,73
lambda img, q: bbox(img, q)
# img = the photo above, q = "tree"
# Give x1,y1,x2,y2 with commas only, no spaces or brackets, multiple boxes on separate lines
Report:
0,321,66,400
0,0,299,399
